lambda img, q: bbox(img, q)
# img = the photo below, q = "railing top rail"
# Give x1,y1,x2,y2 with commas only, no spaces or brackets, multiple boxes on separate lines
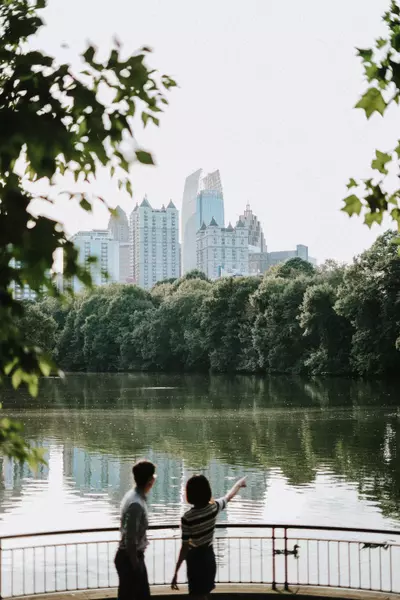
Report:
1,522,400,542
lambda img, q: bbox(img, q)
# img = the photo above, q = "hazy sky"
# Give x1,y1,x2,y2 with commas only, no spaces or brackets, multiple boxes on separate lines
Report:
33,0,396,262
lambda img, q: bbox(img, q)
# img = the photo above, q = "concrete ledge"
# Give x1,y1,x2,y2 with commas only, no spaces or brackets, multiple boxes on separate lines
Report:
16,585,400,600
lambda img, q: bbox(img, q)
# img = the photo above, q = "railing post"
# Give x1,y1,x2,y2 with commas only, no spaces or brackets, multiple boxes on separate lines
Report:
284,527,289,591
0,538,2,600
272,527,276,591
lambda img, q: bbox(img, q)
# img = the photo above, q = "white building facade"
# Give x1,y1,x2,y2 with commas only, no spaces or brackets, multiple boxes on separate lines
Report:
239,204,266,252
70,230,119,293
9,259,38,300
129,197,180,289
196,218,249,280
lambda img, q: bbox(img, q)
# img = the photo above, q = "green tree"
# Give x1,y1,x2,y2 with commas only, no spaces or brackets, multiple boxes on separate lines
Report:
83,285,154,371
201,277,260,372
252,275,312,373
56,289,109,370
276,257,316,279
299,283,352,375
174,269,210,286
342,1,400,235
335,231,400,375
16,301,58,354
165,279,211,370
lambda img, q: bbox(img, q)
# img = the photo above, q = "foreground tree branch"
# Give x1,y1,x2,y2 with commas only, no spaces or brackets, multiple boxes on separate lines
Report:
0,0,176,463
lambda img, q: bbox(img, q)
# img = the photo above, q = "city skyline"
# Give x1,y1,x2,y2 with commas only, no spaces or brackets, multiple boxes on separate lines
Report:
67,196,315,287
32,0,393,265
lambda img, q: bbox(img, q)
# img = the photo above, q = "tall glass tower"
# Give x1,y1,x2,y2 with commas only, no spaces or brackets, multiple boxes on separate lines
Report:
181,169,224,274
196,190,224,231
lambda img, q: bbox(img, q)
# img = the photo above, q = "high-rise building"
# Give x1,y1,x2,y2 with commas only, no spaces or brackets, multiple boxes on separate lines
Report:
196,190,224,232
70,230,119,293
181,169,224,274
196,218,249,279
240,204,266,252
129,197,180,289
108,205,129,242
9,259,38,301
108,206,130,283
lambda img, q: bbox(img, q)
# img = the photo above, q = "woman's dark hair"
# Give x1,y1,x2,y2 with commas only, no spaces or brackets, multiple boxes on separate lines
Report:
186,474,212,508
132,460,156,488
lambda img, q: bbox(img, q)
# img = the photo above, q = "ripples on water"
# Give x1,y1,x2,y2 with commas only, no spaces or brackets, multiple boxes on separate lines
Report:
1,373,400,535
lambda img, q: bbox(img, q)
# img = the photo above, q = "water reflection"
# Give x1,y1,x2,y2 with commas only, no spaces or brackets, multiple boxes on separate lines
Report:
1,374,400,535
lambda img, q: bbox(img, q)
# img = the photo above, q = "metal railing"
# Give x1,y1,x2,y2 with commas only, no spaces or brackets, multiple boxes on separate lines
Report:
1,523,400,598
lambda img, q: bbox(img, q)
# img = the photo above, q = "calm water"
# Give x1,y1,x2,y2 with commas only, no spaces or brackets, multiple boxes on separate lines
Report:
1,373,400,536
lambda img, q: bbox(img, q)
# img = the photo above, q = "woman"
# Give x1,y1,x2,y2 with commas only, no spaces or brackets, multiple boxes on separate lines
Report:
171,474,246,598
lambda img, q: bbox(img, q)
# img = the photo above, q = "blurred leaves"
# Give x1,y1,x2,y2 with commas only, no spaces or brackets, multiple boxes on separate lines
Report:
0,0,175,463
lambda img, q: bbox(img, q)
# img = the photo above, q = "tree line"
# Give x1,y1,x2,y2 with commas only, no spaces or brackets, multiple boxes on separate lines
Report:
22,231,400,377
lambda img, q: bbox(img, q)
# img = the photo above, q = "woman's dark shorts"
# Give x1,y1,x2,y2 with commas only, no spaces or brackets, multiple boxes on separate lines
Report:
186,544,216,596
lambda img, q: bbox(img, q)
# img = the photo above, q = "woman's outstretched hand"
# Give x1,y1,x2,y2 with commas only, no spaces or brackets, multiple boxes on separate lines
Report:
225,476,247,503
171,573,179,590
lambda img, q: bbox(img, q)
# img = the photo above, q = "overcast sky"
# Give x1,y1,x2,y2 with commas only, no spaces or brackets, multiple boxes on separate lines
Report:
34,0,396,263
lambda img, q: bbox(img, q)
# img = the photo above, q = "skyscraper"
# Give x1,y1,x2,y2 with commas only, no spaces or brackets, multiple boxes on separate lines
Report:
196,190,224,232
108,206,130,283
70,230,120,293
9,259,37,301
239,204,266,252
108,205,129,243
181,169,224,274
129,197,180,289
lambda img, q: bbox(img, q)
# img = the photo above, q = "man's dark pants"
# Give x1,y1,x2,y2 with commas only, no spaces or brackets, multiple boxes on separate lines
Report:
115,548,150,600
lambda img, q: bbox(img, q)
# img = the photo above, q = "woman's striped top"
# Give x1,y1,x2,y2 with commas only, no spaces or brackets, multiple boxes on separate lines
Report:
181,498,227,547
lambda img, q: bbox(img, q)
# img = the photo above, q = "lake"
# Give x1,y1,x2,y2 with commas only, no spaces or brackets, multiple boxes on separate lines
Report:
1,373,400,536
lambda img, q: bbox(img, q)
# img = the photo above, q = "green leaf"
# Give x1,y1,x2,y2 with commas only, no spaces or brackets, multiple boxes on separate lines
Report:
371,150,392,174
355,87,387,118
11,369,22,389
376,37,387,49
364,212,383,228
357,48,373,62
365,63,378,81
38,357,52,377
4,358,18,375
342,195,362,216
392,32,400,52
388,191,400,205
391,207,400,224
347,178,358,189
80,198,92,212
83,45,96,65
135,150,155,165
142,112,149,127
395,141,400,158
389,60,400,88
27,376,39,398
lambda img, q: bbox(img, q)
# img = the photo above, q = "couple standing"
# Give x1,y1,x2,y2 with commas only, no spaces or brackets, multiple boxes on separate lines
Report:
115,459,246,600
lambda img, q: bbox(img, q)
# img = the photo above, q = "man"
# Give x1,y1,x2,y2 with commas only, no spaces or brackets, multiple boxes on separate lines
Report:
115,460,156,600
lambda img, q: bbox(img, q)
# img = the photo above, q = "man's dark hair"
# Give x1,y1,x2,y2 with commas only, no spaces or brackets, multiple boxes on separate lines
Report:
132,460,156,488
186,474,212,508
